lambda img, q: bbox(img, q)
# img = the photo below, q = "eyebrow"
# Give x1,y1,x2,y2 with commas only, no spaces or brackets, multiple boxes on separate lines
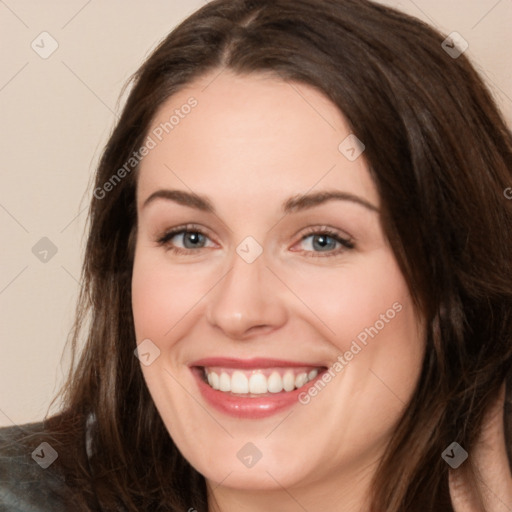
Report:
142,189,379,214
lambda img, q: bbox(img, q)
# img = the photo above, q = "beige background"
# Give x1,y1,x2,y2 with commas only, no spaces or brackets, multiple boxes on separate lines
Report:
1,0,511,427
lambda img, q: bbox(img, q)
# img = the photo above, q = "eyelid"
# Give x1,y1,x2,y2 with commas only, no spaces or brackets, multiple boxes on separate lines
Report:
156,223,355,256
297,225,354,244
156,223,215,245
290,225,355,257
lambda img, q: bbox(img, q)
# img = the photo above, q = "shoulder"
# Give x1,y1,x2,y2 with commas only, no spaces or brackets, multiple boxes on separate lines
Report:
0,421,79,512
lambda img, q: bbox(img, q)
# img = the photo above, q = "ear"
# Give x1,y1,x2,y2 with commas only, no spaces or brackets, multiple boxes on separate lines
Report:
449,382,512,511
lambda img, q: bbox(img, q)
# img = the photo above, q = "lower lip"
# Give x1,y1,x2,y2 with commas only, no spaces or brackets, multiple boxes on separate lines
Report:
191,367,323,419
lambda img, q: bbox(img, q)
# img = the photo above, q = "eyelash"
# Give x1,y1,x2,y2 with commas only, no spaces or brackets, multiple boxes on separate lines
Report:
156,224,355,258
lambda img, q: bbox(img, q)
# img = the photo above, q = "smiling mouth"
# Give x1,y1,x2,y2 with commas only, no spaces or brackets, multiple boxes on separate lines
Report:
199,366,325,395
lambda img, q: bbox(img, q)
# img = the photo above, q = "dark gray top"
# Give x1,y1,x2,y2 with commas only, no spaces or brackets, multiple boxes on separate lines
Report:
0,422,82,512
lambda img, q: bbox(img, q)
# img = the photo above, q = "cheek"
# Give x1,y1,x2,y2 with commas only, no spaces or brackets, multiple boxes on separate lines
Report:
131,249,217,343
280,249,412,346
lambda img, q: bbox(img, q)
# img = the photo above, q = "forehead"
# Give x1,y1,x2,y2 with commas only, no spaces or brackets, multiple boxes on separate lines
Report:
137,70,378,211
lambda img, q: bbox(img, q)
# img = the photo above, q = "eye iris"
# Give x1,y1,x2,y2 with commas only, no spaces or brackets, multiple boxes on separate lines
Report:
183,232,205,248
312,234,336,251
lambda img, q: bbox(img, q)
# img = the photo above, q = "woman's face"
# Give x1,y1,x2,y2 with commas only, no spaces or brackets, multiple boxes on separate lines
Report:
132,70,425,498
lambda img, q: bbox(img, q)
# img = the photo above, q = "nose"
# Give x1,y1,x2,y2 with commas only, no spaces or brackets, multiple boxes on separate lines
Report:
205,250,288,340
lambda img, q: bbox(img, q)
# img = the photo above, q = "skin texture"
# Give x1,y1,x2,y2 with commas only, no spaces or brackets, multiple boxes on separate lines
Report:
131,70,426,512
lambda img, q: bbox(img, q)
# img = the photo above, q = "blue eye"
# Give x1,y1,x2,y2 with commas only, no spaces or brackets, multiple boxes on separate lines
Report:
157,225,354,257
157,226,212,254
297,229,354,257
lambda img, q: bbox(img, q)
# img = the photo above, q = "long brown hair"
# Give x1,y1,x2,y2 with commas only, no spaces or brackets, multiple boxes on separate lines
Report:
36,0,512,510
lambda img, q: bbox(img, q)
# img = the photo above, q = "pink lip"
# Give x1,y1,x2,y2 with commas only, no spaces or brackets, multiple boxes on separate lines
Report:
189,358,326,419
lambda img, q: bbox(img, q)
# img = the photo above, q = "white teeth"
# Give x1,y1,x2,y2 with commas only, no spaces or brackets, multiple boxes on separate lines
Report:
267,371,283,393
210,372,220,390
282,371,295,392
295,372,308,388
204,368,321,394
219,372,231,392
249,373,267,394
231,371,249,394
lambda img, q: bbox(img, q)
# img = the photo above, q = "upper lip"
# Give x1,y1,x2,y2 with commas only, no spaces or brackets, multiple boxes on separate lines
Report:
190,357,326,369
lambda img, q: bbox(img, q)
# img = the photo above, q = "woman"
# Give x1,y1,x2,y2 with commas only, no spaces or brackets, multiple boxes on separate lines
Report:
1,0,511,510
